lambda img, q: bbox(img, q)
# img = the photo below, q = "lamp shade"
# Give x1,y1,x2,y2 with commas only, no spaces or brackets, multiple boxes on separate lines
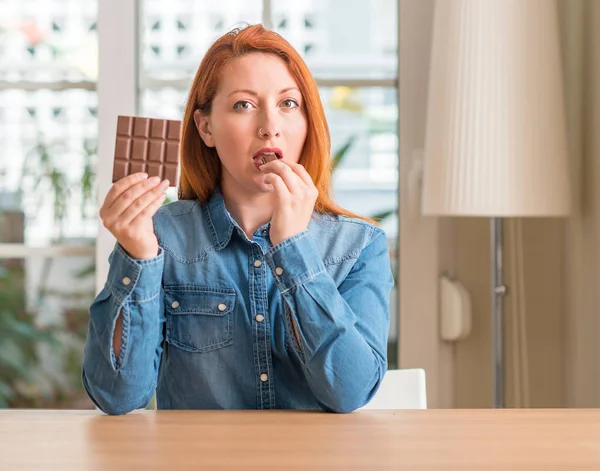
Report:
422,0,571,217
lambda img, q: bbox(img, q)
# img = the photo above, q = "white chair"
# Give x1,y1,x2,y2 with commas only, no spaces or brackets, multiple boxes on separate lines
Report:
360,368,427,410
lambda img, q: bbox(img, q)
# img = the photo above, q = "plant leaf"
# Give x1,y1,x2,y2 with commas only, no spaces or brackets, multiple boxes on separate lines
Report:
371,209,396,222
331,135,357,171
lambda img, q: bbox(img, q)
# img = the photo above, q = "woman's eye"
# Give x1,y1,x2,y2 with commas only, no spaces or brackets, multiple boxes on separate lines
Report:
281,99,299,109
233,101,253,111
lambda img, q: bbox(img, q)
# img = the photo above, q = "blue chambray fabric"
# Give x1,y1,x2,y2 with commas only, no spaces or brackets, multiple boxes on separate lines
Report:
82,188,394,415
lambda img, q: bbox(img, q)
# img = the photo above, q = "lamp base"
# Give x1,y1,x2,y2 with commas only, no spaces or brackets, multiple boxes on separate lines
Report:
491,217,507,408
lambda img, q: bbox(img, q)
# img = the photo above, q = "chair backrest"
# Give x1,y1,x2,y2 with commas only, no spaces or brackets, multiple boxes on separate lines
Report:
361,368,427,410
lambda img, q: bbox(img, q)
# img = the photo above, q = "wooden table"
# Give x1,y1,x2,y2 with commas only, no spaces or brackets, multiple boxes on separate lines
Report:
1,409,600,470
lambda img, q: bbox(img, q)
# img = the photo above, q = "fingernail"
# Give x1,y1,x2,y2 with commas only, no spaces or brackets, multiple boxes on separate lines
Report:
149,176,161,184
140,172,148,179
162,179,170,187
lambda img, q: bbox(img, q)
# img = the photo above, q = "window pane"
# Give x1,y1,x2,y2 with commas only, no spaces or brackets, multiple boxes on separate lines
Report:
0,89,98,244
272,0,398,80
0,0,98,83
325,86,398,235
0,253,95,409
140,0,263,83
140,87,188,120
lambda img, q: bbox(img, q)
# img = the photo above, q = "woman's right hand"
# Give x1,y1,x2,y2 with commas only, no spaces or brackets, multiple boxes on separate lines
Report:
99,172,170,260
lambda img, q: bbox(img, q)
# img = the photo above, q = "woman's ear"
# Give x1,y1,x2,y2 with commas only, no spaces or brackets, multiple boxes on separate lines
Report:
194,109,215,148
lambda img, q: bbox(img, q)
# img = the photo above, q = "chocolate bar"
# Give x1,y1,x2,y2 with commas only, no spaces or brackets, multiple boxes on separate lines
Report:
112,115,180,186
258,153,279,165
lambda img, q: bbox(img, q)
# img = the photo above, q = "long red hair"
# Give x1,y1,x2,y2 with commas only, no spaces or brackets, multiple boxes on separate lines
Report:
179,24,373,223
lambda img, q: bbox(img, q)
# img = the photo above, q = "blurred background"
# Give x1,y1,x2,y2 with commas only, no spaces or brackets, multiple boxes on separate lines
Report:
0,0,398,409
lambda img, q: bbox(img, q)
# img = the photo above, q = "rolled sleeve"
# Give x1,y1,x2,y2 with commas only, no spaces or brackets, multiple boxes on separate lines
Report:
82,243,166,415
265,230,326,293
266,227,393,413
106,243,164,302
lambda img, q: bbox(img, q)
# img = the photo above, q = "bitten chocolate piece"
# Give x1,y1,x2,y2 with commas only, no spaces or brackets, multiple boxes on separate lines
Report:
112,115,180,186
258,153,279,165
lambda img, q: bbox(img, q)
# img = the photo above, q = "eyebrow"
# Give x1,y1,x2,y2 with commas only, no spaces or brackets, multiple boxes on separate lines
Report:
227,87,300,97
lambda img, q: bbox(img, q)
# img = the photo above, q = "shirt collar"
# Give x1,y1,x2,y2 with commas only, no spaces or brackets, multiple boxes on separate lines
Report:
203,186,235,251
203,186,280,249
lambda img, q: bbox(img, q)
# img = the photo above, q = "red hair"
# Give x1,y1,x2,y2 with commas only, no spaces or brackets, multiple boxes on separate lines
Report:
179,24,374,223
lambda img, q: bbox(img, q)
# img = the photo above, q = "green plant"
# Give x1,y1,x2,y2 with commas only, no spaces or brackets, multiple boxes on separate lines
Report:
331,135,357,172
0,263,60,408
0,258,96,408
331,135,397,224
80,138,97,220
0,133,98,408
20,133,97,240
20,135,69,239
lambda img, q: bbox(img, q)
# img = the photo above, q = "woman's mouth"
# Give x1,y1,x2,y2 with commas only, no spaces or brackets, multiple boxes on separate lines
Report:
255,152,279,165
252,148,283,168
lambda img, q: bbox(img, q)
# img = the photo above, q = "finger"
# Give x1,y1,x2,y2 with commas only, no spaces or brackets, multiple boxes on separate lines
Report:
130,191,167,225
119,179,170,225
103,172,148,211
108,176,164,216
289,163,314,187
264,173,290,203
260,160,305,194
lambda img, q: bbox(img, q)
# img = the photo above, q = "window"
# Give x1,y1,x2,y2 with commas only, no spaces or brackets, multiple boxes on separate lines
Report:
140,1,262,85
0,0,97,408
0,0,98,245
271,0,397,80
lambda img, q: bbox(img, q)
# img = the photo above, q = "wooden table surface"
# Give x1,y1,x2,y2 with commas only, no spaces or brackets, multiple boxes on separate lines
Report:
1,409,600,470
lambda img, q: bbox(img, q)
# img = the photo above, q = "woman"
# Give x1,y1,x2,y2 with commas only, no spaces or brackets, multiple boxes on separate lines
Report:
82,24,394,415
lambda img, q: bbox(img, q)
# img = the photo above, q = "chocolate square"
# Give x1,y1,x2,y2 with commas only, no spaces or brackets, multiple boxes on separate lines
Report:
112,115,180,186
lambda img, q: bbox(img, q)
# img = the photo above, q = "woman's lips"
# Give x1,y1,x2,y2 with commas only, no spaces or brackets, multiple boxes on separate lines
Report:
253,147,283,161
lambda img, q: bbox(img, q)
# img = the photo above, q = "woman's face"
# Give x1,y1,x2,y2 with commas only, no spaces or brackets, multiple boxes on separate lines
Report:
194,52,308,194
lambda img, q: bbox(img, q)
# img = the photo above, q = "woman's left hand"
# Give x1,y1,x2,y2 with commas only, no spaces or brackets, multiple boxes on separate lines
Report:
260,160,318,246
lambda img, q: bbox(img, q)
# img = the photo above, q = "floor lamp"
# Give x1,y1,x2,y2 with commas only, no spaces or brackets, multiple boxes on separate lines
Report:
421,0,571,408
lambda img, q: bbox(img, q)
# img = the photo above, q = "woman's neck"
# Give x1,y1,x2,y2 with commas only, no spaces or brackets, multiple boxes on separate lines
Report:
220,177,274,240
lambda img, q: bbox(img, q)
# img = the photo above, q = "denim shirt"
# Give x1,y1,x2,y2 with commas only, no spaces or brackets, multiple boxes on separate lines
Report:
82,189,394,415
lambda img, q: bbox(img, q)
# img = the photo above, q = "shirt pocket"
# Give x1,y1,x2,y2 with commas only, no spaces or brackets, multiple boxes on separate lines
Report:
164,286,235,353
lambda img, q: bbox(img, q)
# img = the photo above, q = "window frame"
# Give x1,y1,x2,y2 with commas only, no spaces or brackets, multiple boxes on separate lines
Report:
0,0,101,260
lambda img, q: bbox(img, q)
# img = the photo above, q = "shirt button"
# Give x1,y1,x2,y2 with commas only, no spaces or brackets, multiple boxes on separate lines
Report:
261,228,268,235
253,260,262,268
218,303,227,312
255,314,265,323
260,373,269,382
275,267,284,276
171,301,179,309
122,277,131,286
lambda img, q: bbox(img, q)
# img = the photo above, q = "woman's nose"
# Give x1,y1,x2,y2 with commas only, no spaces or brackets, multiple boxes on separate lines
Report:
258,126,280,139
258,110,281,138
